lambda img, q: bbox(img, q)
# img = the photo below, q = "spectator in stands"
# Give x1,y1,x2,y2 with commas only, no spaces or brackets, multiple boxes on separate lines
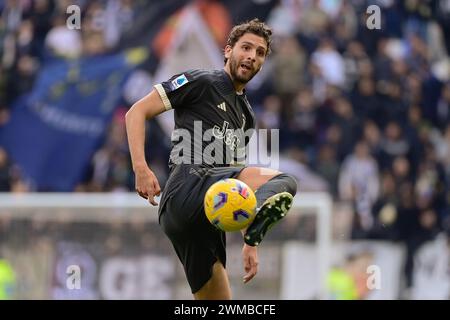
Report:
327,248,374,300
258,95,282,130
370,172,403,240
298,0,329,51
0,256,15,300
0,147,12,191
404,207,441,290
379,121,411,170
315,143,339,197
45,14,82,59
288,87,319,149
271,36,306,102
331,96,360,156
343,41,371,91
362,120,382,160
339,140,380,236
311,38,346,88
435,82,450,130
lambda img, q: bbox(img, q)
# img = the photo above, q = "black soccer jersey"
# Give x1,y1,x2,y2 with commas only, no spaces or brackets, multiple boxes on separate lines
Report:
154,69,256,167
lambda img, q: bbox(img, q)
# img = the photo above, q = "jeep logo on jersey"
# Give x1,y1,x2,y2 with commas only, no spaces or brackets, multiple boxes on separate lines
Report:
170,74,189,90
213,121,240,150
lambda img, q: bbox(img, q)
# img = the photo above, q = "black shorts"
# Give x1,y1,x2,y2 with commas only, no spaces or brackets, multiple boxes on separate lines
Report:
158,164,245,293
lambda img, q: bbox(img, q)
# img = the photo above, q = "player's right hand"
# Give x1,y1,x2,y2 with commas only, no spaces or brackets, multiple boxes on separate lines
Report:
134,166,161,206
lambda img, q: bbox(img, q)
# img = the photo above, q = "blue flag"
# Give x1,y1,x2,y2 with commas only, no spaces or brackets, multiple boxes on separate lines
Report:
0,49,147,191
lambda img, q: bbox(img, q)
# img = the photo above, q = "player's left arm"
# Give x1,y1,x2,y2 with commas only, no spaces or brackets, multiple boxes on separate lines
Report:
242,241,258,283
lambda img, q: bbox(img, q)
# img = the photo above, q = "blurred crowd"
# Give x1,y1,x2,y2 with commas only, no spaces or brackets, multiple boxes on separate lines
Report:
262,0,450,290
0,0,139,120
0,0,141,191
1,0,450,292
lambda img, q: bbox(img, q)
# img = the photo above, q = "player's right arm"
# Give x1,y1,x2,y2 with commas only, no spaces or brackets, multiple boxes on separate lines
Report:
126,70,201,204
125,89,166,205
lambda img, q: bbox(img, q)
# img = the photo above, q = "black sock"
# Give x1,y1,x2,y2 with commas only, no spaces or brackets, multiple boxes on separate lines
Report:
255,173,297,208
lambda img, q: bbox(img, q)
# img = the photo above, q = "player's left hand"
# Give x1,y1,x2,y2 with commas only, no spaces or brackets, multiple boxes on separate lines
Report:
242,243,258,283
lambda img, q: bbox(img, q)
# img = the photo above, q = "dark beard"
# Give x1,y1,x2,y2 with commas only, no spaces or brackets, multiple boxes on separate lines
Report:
230,57,257,85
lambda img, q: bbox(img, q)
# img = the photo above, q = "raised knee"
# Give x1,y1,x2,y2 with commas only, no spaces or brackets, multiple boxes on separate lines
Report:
276,173,298,196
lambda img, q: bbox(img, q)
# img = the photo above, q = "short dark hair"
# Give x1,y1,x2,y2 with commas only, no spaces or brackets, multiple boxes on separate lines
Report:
224,18,272,64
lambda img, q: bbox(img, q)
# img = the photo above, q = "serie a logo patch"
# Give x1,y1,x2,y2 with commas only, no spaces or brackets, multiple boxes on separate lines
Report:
171,74,189,90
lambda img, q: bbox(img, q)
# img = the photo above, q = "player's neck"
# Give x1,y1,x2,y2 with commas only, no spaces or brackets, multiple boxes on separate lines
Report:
223,67,245,95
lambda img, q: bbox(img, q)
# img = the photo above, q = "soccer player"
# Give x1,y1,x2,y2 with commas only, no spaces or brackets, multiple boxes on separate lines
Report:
125,19,297,299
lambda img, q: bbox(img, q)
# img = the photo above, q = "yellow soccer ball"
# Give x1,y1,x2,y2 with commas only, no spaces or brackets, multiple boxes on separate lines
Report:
204,178,257,232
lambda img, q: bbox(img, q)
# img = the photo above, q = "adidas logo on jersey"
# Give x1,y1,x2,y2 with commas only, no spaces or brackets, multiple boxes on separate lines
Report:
217,102,227,112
